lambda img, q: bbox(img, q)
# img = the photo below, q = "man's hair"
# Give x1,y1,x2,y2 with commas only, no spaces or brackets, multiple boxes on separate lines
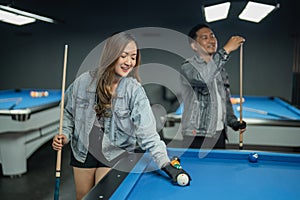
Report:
188,24,211,44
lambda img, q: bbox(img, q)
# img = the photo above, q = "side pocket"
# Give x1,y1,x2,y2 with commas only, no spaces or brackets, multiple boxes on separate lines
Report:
74,97,89,123
190,100,201,128
190,83,210,129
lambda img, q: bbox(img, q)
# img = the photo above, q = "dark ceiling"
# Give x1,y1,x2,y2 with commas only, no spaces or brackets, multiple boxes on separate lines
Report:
0,0,299,37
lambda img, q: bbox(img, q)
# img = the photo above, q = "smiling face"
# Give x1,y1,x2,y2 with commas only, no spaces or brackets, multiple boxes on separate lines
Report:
114,41,138,77
194,27,218,55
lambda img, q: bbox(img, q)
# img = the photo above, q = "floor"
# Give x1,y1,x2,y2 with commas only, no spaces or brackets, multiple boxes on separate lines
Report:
0,140,76,200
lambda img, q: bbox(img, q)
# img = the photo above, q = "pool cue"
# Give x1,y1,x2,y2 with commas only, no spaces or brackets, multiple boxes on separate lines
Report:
54,45,68,200
237,106,297,120
8,97,23,110
0,97,21,103
239,43,244,150
0,97,22,110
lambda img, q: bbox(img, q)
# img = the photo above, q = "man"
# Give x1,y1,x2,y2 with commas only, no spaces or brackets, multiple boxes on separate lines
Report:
180,24,246,149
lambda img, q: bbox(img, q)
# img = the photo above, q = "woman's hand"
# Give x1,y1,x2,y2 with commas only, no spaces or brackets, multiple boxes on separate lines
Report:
52,134,68,151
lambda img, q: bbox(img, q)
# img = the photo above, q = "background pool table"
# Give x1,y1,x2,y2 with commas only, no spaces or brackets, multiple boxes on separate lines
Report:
0,89,61,176
84,148,300,200
163,96,300,149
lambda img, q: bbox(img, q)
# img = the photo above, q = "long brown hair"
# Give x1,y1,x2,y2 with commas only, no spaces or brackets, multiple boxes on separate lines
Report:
95,32,141,117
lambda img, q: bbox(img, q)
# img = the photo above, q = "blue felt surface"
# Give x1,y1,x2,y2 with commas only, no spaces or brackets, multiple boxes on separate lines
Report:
0,89,61,109
231,96,300,120
116,149,300,200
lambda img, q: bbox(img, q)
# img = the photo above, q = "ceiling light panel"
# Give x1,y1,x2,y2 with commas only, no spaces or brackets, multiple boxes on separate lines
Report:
0,10,36,25
204,2,231,22
239,1,276,23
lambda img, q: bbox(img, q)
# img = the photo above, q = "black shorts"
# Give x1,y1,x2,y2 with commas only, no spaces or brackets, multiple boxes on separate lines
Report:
70,125,120,168
70,150,111,168
70,125,130,168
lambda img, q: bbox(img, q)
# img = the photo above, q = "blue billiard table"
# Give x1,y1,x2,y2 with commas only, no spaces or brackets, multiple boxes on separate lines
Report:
163,96,300,148
84,148,300,200
0,89,61,176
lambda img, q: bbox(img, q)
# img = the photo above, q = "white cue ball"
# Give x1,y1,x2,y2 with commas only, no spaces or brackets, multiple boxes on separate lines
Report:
177,173,189,186
44,91,49,97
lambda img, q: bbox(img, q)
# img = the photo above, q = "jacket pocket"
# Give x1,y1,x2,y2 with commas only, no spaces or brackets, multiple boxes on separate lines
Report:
193,83,209,95
114,109,133,134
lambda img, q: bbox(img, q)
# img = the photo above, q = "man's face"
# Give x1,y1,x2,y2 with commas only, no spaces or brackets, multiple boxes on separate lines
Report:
194,27,218,55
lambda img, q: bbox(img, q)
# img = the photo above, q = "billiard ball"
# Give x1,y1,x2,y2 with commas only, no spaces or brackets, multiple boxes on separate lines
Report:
248,153,259,163
30,91,49,98
171,160,182,169
230,97,245,104
177,173,189,186
43,91,49,97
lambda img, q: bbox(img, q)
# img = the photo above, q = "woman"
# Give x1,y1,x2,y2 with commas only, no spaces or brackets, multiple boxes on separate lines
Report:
52,32,190,199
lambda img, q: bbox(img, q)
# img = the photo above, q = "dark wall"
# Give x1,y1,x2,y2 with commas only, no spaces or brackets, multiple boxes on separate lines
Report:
0,0,299,107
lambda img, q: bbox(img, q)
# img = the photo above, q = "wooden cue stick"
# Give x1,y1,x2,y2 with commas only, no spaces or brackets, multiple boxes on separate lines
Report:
239,43,243,150
237,106,297,120
0,97,22,110
0,97,21,103
54,45,68,200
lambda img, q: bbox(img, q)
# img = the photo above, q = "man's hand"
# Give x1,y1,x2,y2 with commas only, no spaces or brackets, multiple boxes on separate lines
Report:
232,120,247,132
223,36,245,54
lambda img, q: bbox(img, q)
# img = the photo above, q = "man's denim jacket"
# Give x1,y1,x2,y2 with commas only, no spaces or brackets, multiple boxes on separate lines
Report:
62,70,169,168
180,49,237,137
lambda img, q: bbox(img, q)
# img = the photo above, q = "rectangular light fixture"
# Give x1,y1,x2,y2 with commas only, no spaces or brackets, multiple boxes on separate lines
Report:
238,1,277,23
0,10,36,25
0,5,55,26
203,2,231,23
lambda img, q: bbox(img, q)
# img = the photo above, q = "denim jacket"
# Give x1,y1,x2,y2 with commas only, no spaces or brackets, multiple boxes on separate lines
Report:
62,70,170,168
180,49,237,137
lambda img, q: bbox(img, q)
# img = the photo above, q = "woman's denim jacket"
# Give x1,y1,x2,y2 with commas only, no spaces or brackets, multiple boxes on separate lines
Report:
180,49,237,137
62,70,170,168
